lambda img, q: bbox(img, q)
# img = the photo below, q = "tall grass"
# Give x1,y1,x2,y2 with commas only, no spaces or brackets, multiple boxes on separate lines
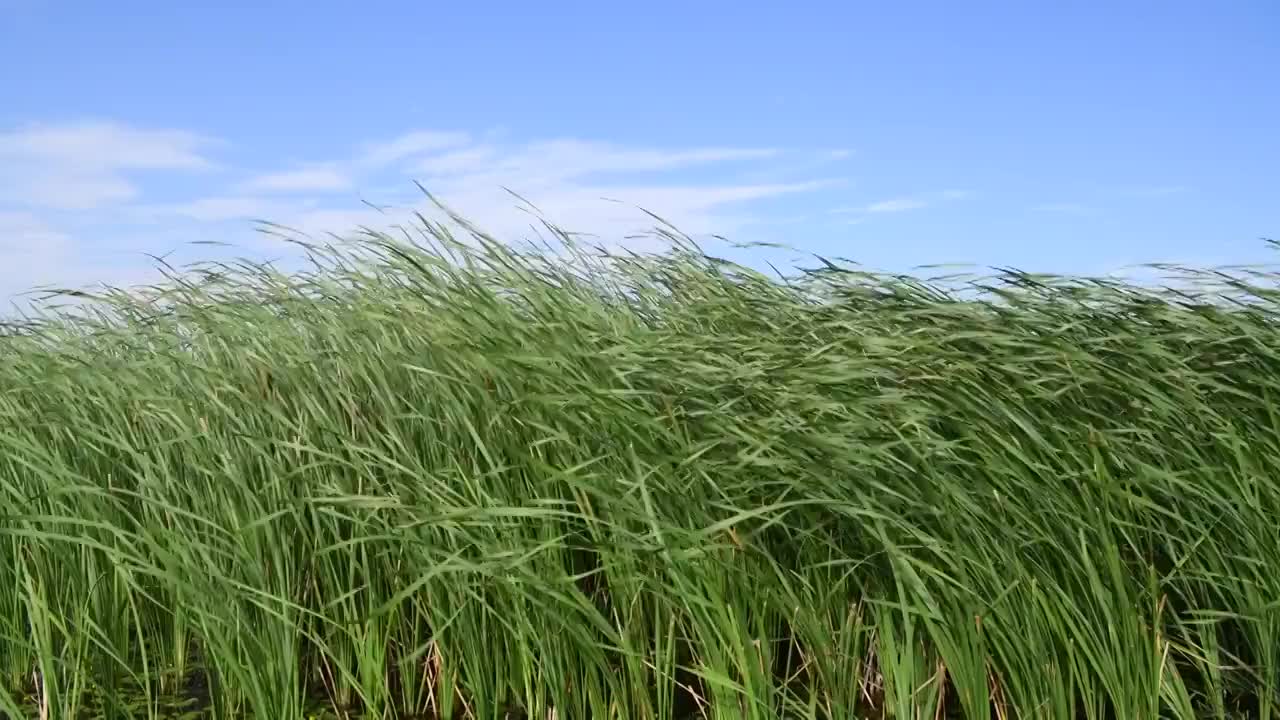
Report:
1,209,1279,719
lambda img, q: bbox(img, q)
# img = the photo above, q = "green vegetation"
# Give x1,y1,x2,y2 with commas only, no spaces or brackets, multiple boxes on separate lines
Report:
2,208,1279,719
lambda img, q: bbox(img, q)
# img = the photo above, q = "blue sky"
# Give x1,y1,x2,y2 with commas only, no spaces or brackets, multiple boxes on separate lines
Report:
1,1,1276,303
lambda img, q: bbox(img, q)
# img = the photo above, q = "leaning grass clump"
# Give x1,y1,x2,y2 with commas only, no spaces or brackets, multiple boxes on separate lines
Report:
2,209,1280,719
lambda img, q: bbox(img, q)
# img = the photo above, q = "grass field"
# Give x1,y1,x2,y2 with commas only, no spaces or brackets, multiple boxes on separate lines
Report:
2,209,1279,719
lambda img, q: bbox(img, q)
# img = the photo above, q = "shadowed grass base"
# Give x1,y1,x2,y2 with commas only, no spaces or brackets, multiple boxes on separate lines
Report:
1,209,1278,718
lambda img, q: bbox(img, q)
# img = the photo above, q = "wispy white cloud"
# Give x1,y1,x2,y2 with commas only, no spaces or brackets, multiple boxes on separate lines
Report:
245,134,822,246
147,195,315,223
356,130,472,169
0,211,94,305
413,147,500,176
1032,202,1097,215
237,165,350,193
0,122,214,170
1028,186,1185,218
1116,185,1190,198
0,121,217,210
832,189,967,218
864,197,929,214
19,174,138,210
1,121,846,301
0,210,70,259
282,179,828,247
407,139,781,192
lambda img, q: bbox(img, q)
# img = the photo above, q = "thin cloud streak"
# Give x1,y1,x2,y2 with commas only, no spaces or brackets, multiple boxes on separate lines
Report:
1117,185,1190,198
864,197,928,213
237,166,351,193
1032,202,1097,215
356,130,472,169
831,189,968,218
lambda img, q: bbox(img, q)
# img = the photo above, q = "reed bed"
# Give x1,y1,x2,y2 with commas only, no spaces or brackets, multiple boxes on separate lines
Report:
1,211,1279,719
